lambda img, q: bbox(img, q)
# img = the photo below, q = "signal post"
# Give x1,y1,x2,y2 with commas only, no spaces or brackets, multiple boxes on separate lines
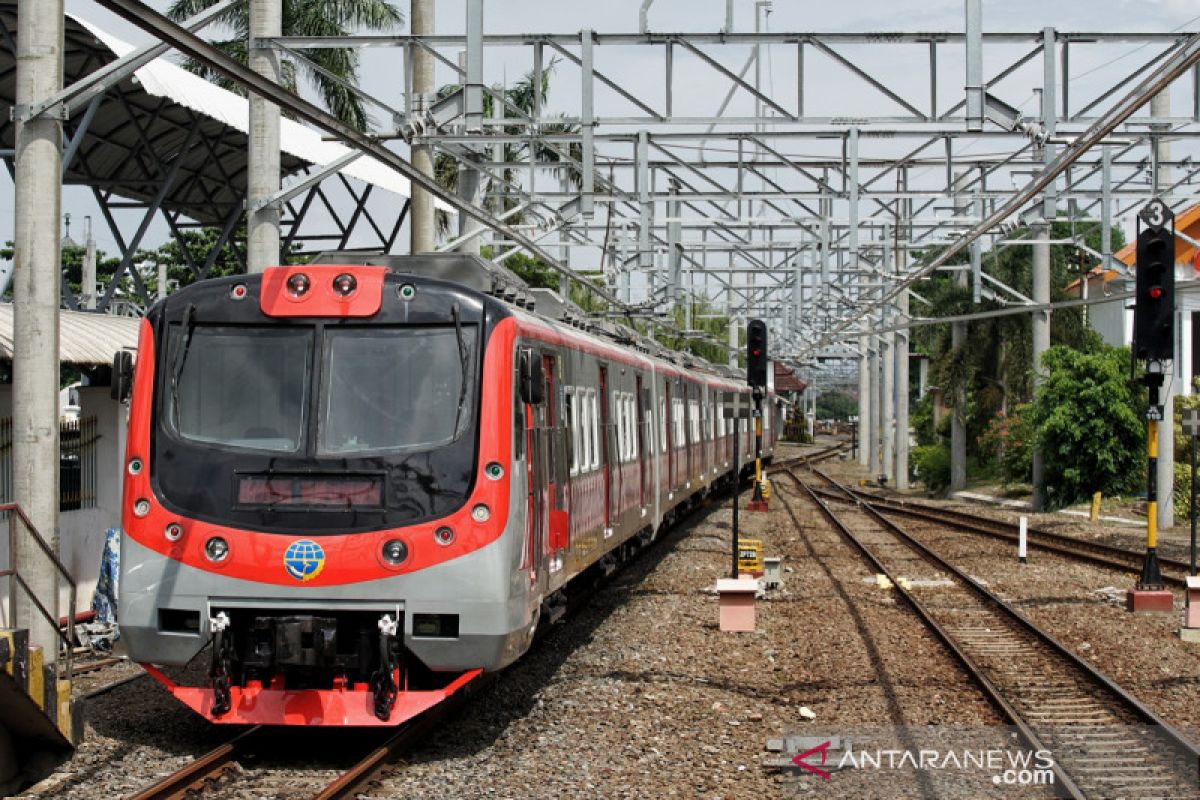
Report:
747,320,769,512
1129,198,1176,614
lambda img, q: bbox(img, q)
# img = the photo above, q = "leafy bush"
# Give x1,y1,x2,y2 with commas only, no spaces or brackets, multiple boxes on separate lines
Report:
912,445,951,492
977,403,1035,486
1033,345,1143,509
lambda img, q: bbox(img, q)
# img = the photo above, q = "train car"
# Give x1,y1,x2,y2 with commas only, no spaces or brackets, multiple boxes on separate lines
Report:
115,254,778,726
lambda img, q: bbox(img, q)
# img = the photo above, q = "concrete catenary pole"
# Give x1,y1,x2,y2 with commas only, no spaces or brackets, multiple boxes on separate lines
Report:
950,171,970,493
247,0,281,273
13,0,65,664
894,180,911,489
1030,218,1051,510
83,217,97,310
1031,27,1057,512
410,0,436,253
881,309,895,482
1153,89,1175,530
858,334,871,467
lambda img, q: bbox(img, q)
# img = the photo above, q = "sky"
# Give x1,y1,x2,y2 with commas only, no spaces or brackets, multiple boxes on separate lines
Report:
6,0,1200,268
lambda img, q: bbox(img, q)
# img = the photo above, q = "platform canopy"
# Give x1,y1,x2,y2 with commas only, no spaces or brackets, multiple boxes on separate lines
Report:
0,303,138,366
0,2,444,227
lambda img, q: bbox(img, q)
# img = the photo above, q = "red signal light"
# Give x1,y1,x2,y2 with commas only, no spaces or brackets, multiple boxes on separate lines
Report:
1150,287,1163,299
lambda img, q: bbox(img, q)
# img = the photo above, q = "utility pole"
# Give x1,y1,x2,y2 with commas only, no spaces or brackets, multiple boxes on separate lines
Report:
247,0,281,272
410,0,436,254
13,0,65,665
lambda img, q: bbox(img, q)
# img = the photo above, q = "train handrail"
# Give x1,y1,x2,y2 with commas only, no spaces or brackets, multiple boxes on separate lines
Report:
2,502,77,680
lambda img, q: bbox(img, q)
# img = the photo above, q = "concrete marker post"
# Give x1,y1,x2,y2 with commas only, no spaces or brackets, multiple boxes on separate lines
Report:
1018,516,1027,564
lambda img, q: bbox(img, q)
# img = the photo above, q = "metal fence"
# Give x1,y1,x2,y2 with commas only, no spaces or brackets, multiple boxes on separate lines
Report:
0,417,98,512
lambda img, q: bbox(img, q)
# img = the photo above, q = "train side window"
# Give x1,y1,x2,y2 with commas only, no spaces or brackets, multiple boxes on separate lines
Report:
588,389,600,470
628,396,636,459
566,387,578,476
618,392,628,463
662,398,672,453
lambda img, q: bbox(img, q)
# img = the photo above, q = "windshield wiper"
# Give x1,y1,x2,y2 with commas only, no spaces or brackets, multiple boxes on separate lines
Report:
451,303,470,435
169,303,197,431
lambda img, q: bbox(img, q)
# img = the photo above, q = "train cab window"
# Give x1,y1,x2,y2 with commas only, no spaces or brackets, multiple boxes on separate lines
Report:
319,326,476,455
165,326,311,453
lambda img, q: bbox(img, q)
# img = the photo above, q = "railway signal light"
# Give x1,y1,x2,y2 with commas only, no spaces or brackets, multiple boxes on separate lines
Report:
1134,203,1175,362
747,319,768,388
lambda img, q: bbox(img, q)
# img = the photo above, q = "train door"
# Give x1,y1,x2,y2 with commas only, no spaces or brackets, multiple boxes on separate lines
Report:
636,376,648,510
520,348,545,587
542,354,569,563
664,380,674,492
686,383,696,489
599,366,613,533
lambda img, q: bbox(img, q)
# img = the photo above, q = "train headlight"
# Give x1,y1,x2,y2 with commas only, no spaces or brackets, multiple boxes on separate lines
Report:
471,504,491,523
204,537,230,563
164,523,183,542
332,273,357,297
381,539,409,565
434,527,455,546
485,462,504,480
133,498,151,517
286,273,311,298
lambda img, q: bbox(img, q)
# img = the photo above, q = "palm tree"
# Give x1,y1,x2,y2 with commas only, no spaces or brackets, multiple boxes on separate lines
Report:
434,60,583,234
166,0,404,131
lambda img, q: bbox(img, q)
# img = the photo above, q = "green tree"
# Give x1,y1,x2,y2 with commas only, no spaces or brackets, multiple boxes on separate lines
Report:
1032,344,1143,509
913,220,1123,476
166,0,404,130
434,62,583,238
815,391,857,421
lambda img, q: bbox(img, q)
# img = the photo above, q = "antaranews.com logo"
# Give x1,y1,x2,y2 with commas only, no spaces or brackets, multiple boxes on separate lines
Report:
791,740,1055,788
767,727,1061,793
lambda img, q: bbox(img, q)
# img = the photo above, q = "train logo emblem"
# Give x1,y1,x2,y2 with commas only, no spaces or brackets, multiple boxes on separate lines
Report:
283,539,326,582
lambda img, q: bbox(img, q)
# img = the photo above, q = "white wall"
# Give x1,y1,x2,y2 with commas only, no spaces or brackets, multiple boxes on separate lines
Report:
0,385,125,626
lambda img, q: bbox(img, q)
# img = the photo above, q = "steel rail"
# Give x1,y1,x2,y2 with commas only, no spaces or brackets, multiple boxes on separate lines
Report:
811,486,1193,585
775,470,1088,799
789,466,1200,791
128,726,263,800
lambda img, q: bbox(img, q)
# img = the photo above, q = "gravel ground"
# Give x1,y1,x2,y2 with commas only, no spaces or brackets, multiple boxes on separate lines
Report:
824,457,1200,743
374,444,1020,800
25,439,1151,799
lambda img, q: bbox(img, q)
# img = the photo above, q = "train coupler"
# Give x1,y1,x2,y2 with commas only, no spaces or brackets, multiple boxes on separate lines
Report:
370,614,400,721
208,611,233,717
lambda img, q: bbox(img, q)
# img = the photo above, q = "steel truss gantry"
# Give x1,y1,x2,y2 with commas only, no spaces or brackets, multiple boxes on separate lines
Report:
250,15,1200,364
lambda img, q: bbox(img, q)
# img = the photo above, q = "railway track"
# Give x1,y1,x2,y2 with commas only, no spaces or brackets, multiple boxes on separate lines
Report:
126,675,489,800
807,477,1193,587
777,465,1200,799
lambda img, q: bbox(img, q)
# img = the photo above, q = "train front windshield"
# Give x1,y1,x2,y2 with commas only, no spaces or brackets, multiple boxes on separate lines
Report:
166,325,478,456
319,327,477,454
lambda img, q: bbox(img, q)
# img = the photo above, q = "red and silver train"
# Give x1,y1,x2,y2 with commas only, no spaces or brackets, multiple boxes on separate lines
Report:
117,254,778,726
